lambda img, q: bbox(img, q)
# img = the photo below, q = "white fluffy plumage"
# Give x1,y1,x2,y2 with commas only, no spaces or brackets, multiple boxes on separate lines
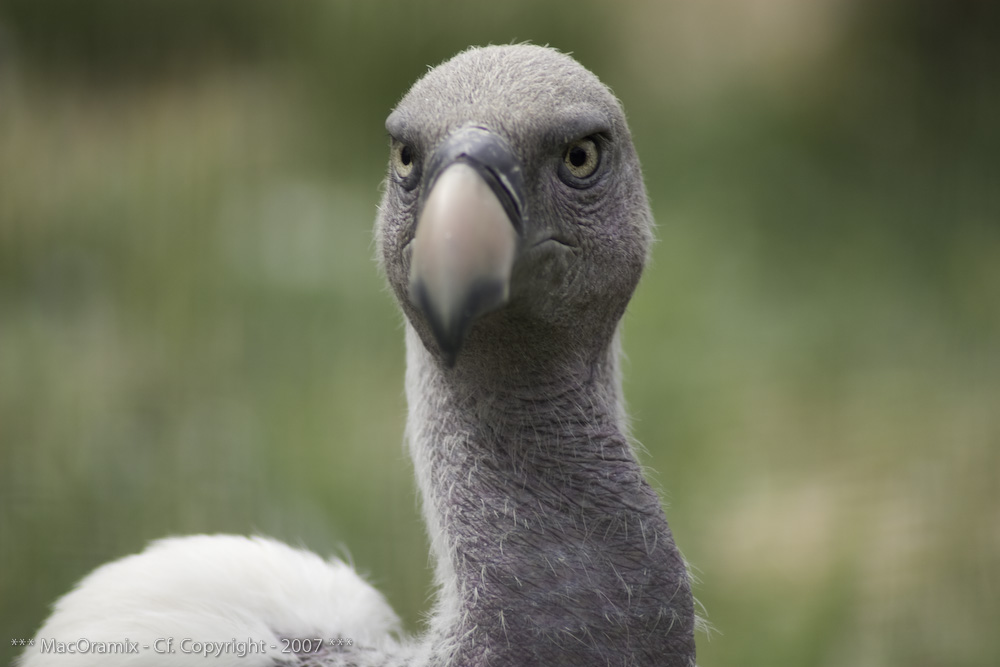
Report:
19,535,401,667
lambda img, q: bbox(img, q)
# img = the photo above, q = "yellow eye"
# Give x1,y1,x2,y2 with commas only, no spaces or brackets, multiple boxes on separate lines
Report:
392,142,415,179
563,137,600,179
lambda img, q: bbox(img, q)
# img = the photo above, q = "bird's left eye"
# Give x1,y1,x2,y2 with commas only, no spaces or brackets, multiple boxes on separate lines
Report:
562,137,600,181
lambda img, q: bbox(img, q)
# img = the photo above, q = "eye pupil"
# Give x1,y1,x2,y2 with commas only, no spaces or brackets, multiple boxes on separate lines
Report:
562,138,601,184
392,142,417,187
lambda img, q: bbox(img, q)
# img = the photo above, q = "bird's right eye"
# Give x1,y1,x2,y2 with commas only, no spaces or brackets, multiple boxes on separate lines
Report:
392,142,417,184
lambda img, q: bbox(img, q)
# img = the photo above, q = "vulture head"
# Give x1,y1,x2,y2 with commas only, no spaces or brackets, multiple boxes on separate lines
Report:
377,45,653,371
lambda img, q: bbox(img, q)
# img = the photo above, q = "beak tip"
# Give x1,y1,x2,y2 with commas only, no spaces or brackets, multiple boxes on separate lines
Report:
441,349,459,369
410,276,509,367
410,278,467,367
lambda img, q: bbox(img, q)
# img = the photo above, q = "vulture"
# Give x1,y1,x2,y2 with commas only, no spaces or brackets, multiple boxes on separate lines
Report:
21,44,697,667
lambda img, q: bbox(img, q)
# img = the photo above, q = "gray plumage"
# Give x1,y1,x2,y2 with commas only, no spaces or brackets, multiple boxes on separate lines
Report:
21,44,695,667
377,44,696,666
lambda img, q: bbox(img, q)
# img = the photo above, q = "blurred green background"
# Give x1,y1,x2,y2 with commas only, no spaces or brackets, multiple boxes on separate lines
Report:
1,1,998,665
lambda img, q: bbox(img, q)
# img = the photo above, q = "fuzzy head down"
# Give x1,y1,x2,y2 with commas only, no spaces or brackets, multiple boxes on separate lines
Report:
377,45,654,371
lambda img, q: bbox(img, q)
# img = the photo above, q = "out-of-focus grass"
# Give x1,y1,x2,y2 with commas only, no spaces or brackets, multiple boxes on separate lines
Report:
0,71,428,650
623,77,1000,664
2,2,998,666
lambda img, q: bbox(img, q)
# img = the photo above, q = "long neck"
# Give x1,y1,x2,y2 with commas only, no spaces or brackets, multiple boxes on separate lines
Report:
404,326,695,666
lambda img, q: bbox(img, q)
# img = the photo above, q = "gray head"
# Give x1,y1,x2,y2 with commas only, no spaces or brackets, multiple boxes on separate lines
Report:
376,45,653,372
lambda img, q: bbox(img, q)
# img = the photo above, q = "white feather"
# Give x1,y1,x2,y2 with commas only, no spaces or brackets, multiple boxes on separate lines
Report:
19,535,401,667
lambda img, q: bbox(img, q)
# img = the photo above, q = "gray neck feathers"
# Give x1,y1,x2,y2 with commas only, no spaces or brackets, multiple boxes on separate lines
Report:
404,326,695,666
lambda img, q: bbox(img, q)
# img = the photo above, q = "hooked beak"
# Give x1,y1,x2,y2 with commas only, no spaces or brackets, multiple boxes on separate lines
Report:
408,127,525,366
